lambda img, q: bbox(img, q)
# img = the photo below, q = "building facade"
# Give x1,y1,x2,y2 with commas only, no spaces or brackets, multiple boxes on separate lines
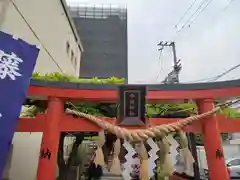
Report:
0,0,83,179
69,4,128,80
0,0,83,77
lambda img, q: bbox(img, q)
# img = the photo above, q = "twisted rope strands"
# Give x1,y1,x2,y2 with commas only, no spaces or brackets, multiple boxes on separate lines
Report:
65,98,240,142
65,106,219,142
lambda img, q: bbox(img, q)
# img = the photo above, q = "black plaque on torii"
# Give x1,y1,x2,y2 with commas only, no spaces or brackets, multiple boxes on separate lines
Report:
118,85,147,126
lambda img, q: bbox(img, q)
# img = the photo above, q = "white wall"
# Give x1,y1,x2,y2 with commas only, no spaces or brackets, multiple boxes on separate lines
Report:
0,0,83,179
0,0,82,77
6,135,93,180
5,133,76,180
8,133,43,180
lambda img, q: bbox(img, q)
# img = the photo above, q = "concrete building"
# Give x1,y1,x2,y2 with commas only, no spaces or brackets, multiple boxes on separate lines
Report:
0,0,83,179
69,4,128,80
0,0,83,77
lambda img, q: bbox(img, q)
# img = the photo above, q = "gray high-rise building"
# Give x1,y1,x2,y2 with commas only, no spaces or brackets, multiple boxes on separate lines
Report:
69,4,128,81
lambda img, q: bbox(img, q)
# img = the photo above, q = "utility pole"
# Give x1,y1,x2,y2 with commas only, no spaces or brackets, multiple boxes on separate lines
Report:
157,41,182,83
157,41,200,180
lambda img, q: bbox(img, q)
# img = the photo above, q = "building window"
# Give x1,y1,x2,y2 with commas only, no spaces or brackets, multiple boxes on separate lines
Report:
66,41,70,55
71,50,74,63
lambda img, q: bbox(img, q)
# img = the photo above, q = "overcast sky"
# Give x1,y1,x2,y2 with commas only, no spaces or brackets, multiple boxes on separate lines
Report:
67,0,240,84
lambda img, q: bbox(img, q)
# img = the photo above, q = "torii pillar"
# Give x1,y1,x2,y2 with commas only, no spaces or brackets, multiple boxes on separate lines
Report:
36,97,63,180
197,99,229,180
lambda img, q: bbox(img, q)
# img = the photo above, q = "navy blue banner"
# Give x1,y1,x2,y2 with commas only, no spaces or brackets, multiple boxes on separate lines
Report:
0,31,39,178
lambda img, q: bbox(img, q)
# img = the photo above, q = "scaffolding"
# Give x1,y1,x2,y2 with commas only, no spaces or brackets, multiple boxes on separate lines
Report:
68,3,127,20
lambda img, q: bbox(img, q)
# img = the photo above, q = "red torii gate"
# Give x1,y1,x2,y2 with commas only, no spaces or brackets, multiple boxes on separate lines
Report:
17,79,240,180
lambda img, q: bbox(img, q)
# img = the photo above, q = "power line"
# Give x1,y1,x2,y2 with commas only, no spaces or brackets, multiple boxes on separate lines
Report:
183,76,216,83
208,63,240,82
175,0,235,38
155,49,163,81
175,0,211,34
9,0,64,72
174,0,198,29
183,63,240,83
157,42,182,84
155,47,174,82
188,0,237,30
172,1,239,84
223,0,236,11
188,0,214,27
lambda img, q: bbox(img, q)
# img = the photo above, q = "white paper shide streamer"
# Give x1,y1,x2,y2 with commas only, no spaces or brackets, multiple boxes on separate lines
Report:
122,141,136,180
147,138,159,178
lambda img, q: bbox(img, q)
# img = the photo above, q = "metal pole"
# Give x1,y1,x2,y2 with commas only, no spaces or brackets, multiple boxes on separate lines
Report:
157,41,200,179
171,42,177,66
171,42,180,82
173,41,200,180
187,133,201,180
173,43,200,179
158,41,181,84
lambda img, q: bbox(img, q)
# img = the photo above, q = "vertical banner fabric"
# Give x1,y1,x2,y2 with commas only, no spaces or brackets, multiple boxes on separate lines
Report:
0,31,39,177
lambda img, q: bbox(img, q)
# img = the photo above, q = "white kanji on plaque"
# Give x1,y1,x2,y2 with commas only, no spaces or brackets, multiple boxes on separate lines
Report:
0,50,23,80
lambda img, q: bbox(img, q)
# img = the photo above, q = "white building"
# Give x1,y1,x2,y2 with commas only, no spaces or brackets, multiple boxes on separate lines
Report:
0,0,83,77
0,0,83,179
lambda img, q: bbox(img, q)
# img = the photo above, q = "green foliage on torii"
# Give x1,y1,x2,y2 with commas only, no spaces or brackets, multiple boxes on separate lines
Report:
24,72,240,145
30,72,240,118
24,72,239,179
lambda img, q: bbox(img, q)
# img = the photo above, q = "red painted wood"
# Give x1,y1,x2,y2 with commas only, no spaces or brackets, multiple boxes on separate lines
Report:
36,98,63,180
16,114,46,132
23,83,240,180
148,87,240,100
28,85,240,103
16,114,240,132
197,99,229,180
170,175,187,180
